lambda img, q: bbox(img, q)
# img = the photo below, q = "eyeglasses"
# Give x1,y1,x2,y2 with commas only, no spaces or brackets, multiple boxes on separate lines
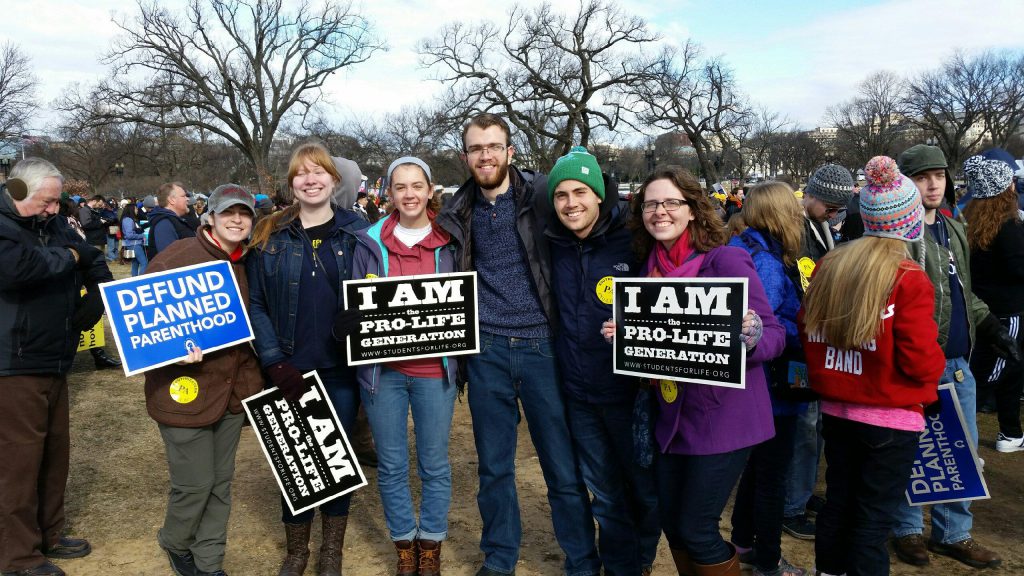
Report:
465,143,508,157
640,199,687,213
824,205,842,216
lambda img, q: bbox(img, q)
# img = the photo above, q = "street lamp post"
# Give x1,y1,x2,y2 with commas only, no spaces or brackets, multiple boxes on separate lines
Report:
0,158,10,181
115,162,125,199
645,144,655,174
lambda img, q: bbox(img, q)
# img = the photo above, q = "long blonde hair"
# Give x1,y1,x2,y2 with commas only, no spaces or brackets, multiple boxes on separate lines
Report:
802,236,914,349
250,142,341,250
742,181,804,267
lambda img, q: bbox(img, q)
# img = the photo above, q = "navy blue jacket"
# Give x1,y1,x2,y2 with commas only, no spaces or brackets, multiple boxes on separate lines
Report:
247,208,369,368
546,188,639,405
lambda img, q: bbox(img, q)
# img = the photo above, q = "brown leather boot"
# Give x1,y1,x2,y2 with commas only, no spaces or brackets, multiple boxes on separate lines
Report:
278,521,312,576
417,539,442,576
670,548,695,576
394,540,417,576
692,545,740,576
318,515,348,576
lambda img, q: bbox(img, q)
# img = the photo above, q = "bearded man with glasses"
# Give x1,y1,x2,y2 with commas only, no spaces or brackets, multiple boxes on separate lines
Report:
436,114,600,576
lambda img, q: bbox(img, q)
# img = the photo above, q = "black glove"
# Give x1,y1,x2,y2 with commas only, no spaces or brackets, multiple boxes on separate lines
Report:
69,243,102,270
72,286,105,334
978,313,1022,366
331,308,363,341
266,362,307,402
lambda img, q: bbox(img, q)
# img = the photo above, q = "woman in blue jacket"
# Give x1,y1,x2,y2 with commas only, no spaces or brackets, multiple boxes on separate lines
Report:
351,157,456,576
247,142,368,576
727,181,809,576
120,202,148,276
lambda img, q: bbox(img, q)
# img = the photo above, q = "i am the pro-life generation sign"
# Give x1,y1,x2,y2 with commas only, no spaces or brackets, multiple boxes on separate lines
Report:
243,371,368,515
906,384,989,506
99,260,254,376
343,272,479,365
613,277,748,388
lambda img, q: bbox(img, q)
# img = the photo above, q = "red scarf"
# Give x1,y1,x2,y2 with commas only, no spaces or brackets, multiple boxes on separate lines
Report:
650,228,696,276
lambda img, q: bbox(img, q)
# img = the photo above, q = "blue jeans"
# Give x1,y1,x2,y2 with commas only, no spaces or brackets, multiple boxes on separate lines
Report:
817,416,919,576
784,400,822,517
467,333,599,576
361,367,456,541
129,245,148,277
892,356,978,544
281,369,359,524
566,398,660,576
106,236,117,261
657,447,752,565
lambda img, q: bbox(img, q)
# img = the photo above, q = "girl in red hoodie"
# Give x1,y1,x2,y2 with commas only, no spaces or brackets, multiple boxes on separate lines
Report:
800,156,945,576
351,157,456,576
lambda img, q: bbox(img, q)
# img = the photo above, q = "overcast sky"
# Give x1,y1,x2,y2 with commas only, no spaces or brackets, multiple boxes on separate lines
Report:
7,0,1024,136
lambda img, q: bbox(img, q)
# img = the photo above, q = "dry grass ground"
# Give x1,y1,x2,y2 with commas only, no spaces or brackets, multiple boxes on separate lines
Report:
56,264,1024,575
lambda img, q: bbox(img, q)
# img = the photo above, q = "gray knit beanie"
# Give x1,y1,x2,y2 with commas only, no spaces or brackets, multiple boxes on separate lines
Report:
805,164,855,206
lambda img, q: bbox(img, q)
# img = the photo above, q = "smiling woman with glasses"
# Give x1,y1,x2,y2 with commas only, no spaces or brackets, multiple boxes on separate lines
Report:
611,165,784,574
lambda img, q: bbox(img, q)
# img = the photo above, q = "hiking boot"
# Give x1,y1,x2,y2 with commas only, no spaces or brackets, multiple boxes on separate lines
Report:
753,557,807,576
892,534,929,566
162,545,198,576
805,495,825,517
417,539,442,576
996,432,1024,453
928,538,1002,569
43,536,91,559
278,521,312,576
317,514,348,576
1,561,65,576
781,515,815,540
394,540,417,576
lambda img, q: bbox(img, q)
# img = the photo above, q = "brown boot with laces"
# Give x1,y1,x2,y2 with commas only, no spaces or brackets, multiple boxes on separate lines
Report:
394,540,417,576
417,539,442,576
278,521,312,576
318,514,348,576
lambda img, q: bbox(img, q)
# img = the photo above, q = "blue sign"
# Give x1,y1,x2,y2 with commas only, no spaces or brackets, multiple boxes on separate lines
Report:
906,384,990,506
99,260,254,376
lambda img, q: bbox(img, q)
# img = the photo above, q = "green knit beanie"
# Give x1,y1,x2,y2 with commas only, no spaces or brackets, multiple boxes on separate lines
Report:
548,146,605,201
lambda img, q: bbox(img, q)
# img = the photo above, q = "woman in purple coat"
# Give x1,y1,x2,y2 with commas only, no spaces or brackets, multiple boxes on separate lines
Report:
604,166,783,575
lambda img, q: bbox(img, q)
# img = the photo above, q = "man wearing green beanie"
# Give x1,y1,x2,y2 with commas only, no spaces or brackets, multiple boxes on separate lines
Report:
546,146,660,576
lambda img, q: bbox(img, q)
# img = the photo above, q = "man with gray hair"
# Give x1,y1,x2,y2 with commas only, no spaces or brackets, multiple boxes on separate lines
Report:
0,158,112,576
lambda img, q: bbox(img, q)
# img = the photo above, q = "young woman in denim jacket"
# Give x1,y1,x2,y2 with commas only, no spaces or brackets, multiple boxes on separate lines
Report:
247,142,369,576
350,157,457,576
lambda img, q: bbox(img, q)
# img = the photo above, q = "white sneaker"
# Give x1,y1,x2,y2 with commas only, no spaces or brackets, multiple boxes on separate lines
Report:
996,433,1024,453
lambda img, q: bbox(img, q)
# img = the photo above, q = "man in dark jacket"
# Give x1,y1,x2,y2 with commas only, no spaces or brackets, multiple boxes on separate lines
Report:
783,163,855,541
891,144,1018,570
146,181,196,259
545,147,659,576
0,158,112,576
436,114,599,576
78,194,114,254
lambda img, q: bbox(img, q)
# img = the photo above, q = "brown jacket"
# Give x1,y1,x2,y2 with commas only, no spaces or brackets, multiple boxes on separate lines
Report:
144,228,264,427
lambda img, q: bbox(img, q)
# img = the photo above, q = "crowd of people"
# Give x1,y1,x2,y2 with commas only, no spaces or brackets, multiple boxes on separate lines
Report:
1,111,1023,576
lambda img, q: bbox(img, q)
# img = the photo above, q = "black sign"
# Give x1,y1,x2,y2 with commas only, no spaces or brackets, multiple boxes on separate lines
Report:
343,272,479,365
243,371,367,515
613,277,748,388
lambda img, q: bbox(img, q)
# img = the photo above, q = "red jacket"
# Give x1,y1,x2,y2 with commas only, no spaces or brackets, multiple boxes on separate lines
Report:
799,263,944,414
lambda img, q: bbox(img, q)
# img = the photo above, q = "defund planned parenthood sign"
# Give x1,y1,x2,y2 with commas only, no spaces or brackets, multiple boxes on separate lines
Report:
99,260,254,376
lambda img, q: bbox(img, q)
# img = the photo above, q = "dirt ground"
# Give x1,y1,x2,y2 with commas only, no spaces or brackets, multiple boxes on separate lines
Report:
56,266,1024,576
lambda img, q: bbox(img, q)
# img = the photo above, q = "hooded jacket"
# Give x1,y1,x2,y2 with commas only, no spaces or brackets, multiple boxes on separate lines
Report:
0,191,112,375
546,175,639,405
351,213,459,395
144,228,264,427
435,165,556,324
146,206,197,259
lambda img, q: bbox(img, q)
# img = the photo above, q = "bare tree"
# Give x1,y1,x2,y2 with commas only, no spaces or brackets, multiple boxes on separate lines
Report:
419,0,658,169
977,51,1024,148
903,52,993,171
827,71,911,168
0,42,38,138
740,107,790,179
84,0,382,192
626,41,751,187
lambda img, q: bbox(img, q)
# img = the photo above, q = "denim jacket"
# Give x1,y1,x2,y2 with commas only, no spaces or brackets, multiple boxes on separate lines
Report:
247,208,368,367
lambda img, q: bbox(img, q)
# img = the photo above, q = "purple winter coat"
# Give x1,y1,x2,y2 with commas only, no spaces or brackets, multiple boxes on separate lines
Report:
649,245,783,455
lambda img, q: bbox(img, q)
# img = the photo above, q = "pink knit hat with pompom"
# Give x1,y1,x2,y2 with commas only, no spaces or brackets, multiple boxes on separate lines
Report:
860,156,923,242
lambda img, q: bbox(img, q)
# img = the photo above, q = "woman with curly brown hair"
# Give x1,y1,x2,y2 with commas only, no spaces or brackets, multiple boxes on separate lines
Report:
962,152,1024,452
